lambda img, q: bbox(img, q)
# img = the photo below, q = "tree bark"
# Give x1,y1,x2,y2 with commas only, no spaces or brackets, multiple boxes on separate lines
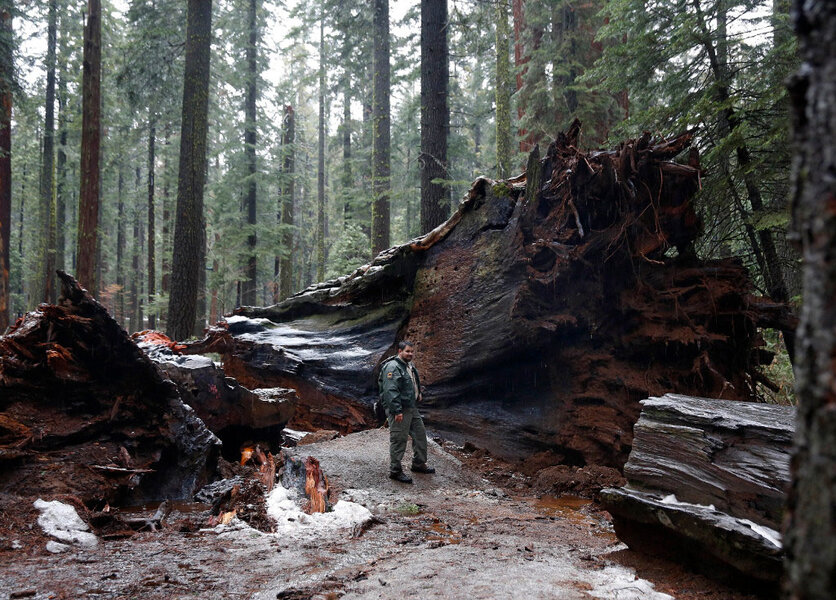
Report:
241,0,258,306
39,0,58,305
0,4,11,332
495,0,512,179
147,117,156,330
420,0,449,234
278,105,295,302
115,167,125,327
160,124,171,326
316,14,326,281
371,0,391,254
785,1,836,598
167,0,212,341
56,56,67,277
77,0,101,296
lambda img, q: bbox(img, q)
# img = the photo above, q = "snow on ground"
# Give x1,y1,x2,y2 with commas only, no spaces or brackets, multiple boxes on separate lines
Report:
34,499,98,549
265,484,373,534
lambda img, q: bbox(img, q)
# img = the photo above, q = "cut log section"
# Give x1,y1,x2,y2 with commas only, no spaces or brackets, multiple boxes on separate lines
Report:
187,122,795,468
601,393,794,589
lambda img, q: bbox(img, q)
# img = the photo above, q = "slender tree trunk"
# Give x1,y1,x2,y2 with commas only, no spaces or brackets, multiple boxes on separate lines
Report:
115,167,125,327
420,0,449,234
56,69,67,276
39,0,57,304
785,2,836,598
512,0,531,153
0,4,11,331
371,0,391,254
342,72,352,223
278,105,295,301
129,193,140,333
167,0,212,341
147,117,156,329
495,0,512,179
160,124,171,326
242,0,258,305
316,14,326,279
77,0,101,296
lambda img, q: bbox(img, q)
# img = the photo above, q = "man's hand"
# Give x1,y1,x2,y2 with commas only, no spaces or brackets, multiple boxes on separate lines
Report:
394,413,404,423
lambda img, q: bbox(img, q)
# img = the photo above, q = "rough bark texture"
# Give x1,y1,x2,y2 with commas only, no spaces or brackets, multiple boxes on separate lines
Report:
785,2,836,598
38,0,57,305
167,0,212,341
0,6,10,333
278,106,295,302
495,0,512,179
186,125,793,467
420,0,449,233
76,0,101,296
0,272,220,505
371,0,391,255
147,118,156,330
315,15,326,281
241,0,258,307
601,394,792,589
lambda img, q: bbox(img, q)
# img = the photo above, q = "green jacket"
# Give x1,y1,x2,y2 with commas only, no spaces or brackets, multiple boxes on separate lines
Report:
378,356,421,415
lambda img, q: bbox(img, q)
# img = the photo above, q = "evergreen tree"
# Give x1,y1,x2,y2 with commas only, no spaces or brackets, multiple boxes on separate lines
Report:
167,0,212,340
371,0,390,254
0,1,11,332
420,0,449,233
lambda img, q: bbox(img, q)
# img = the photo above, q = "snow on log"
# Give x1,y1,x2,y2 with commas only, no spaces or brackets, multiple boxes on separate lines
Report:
0,272,220,505
601,393,793,587
188,122,795,467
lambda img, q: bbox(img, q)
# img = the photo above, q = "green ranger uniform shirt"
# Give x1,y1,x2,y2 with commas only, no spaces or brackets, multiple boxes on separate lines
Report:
378,356,420,415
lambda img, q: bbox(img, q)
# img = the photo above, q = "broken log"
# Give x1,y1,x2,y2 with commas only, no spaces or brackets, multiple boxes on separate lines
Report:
0,272,220,506
601,393,793,589
187,122,794,467
136,331,296,461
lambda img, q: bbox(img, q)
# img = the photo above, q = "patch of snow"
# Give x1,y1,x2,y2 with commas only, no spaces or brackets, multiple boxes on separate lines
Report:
740,518,782,548
11,539,22,550
660,493,716,511
34,499,98,548
265,484,372,534
45,540,71,553
585,564,675,600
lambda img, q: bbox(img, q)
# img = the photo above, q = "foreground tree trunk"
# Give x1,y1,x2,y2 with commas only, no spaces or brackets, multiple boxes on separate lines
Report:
39,0,57,305
420,0,449,233
371,0,390,254
241,0,258,306
0,3,10,332
167,0,212,341
784,2,836,598
77,0,102,296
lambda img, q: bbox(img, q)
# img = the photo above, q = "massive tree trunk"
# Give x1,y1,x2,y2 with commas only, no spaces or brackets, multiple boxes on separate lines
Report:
278,105,295,302
77,0,101,296
167,0,212,341
371,0,390,254
241,0,258,306
785,2,836,598
420,0,449,234
186,124,794,467
0,4,10,332
39,0,58,305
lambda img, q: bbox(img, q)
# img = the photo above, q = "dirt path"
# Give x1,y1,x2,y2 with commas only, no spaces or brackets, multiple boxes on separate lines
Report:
0,429,761,600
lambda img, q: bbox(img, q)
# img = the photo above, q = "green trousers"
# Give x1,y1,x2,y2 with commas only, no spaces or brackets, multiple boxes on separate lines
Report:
388,406,428,473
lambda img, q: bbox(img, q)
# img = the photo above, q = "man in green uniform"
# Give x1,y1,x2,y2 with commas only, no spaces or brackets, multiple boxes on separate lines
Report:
378,340,435,483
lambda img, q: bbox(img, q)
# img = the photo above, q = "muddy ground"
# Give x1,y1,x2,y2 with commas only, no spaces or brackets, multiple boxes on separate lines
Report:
0,428,767,600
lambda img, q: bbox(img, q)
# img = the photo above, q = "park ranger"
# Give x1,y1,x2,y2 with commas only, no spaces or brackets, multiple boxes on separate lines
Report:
378,340,435,483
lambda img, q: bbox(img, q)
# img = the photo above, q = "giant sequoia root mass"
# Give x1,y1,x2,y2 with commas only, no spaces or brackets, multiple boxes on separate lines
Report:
0,272,219,506
191,122,794,467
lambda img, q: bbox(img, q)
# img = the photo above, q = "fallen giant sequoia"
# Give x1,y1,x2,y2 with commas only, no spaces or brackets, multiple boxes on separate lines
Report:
0,272,220,506
193,123,794,467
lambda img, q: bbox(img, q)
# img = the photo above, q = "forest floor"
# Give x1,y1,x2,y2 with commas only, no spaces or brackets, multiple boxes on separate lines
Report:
0,428,767,600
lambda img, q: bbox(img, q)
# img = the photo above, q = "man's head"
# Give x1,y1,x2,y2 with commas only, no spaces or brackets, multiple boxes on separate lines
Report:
397,340,415,362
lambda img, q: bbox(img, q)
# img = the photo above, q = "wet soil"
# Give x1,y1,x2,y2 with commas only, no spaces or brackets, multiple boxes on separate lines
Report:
0,429,767,600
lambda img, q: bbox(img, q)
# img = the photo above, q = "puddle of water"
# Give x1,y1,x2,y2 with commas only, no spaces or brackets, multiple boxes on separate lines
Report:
531,495,593,525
